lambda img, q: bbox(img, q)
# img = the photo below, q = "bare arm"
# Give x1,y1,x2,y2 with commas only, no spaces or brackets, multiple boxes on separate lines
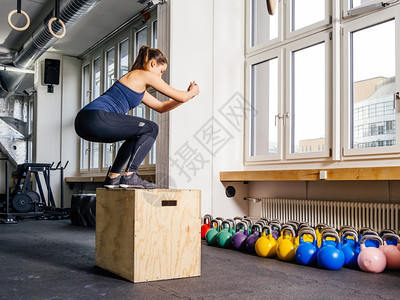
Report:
143,71,199,102
141,91,184,113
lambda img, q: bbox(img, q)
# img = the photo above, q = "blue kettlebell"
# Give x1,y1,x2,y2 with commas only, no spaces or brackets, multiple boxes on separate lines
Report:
295,229,318,266
317,231,345,270
341,229,360,268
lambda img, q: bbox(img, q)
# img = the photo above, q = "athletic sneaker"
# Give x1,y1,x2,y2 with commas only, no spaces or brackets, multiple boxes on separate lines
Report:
104,175,121,189
120,173,156,189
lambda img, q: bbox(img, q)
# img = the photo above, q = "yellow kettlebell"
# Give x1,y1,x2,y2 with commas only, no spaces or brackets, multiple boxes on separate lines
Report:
276,226,297,262
255,225,277,258
277,224,295,244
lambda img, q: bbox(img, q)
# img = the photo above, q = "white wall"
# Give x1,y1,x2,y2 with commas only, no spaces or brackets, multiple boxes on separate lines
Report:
169,0,247,218
34,53,81,208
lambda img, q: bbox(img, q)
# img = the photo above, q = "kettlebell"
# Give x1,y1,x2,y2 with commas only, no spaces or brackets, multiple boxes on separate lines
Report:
201,214,212,239
246,223,262,254
317,231,345,270
270,222,281,240
243,218,254,235
255,225,277,258
381,233,400,270
380,229,397,245
357,235,386,273
341,229,360,268
277,224,295,244
361,230,380,248
205,219,222,246
276,226,297,262
315,224,329,247
295,226,315,245
295,229,318,266
231,221,249,251
318,227,337,248
216,220,234,248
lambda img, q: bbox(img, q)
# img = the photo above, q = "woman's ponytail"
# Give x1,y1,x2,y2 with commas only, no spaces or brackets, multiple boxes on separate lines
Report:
131,45,168,71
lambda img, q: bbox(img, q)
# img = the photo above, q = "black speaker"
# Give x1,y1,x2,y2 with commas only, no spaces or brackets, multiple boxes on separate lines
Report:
44,59,60,85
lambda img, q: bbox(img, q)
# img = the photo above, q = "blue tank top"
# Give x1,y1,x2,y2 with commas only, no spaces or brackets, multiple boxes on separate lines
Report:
81,81,144,114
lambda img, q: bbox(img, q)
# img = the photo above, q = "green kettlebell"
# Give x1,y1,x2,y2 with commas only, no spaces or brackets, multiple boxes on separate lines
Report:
216,220,234,248
205,219,222,246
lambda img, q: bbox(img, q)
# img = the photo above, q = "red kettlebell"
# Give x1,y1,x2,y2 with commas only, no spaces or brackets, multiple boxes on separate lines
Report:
201,214,213,239
357,235,387,273
381,233,400,270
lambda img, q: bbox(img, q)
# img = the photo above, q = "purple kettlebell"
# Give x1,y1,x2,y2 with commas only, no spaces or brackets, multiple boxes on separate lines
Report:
231,221,249,251
246,224,262,253
270,222,282,240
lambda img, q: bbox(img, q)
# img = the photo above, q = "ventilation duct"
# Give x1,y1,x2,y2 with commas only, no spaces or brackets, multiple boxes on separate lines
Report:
0,0,101,98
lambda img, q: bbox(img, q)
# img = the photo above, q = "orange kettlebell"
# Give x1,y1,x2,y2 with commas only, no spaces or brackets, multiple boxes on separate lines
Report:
201,214,213,239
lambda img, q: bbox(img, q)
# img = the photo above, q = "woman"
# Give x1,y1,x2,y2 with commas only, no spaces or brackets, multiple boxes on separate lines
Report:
74,45,200,188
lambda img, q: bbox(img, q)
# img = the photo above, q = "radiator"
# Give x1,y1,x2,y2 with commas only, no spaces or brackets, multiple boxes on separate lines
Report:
261,199,400,232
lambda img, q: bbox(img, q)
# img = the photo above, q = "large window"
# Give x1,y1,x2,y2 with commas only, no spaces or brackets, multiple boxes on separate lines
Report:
246,0,400,165
343,10,400,157
246,1,331,163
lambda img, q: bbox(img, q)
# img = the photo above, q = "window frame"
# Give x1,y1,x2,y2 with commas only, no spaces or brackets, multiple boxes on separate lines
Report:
285,0,332,40
341,9,400,158
284,31,332,160
246,0,283,55
245,48,283,163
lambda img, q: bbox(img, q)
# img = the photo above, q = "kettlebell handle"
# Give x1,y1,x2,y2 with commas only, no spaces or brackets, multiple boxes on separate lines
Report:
262,225,272,235
221,220,233,230
382,233,400,244
321,230,340,242
282,225,295,237
342,230,359,242
203,214,212,224
251,223,262,234
360,234,383,245
299,229,317,241
210,218,222,229
236,221,248,232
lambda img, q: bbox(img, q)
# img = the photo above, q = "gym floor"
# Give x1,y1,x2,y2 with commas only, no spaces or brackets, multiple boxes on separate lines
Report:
0,219,399,300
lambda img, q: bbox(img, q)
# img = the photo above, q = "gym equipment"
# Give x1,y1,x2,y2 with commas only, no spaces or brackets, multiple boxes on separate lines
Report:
243,218,254,235
205,219,222,246
201,214,212,239
8,0,30,31
216,220,234,248
380,229,397,245
245,223,262,253
270,221,281,240
70,194,96,227
381,233,400,270
255,225,277,258
276,226,296,262
231,221,249,251
317,231,345,270
341,229,360,268
1,161,70,223
295,229,318,266
357,235,386,273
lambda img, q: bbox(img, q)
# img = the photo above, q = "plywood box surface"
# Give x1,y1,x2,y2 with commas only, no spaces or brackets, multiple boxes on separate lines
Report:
95,188,201,283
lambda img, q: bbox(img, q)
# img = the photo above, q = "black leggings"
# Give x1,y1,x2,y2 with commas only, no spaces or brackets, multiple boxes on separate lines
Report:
74,110,158,173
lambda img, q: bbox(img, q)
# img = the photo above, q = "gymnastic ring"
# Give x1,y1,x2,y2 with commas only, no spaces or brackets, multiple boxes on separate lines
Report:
48,17,66,39
8,9,30,31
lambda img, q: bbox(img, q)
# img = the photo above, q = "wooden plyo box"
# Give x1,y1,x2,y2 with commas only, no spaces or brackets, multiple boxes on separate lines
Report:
95,188,201,283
